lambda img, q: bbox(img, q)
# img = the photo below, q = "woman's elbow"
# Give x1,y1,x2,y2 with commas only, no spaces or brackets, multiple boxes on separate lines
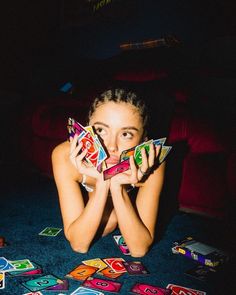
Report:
130,245,150,258
70,241,89,254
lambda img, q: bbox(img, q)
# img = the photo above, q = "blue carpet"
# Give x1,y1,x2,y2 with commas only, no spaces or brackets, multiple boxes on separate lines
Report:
1,172,234,294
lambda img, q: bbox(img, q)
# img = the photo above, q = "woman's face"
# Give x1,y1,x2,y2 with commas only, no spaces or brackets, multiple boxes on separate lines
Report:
89,101,144,166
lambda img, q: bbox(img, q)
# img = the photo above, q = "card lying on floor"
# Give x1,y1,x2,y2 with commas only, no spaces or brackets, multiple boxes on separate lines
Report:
123,261,149,275
166,283,206,295
185,264,216,281
71,286,104,294
82,277,122,293
38,227,62,236
113,235,131,255
0,257,15,272
82,258,108,272
102,258,127,273
7,261,42,276
66,264,98,281
0,272,5,289
130,283,171,295
97,266,124,279
21,274,63,292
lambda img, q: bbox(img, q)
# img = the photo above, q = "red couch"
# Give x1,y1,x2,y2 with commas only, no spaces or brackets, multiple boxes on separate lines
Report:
19,57,235,220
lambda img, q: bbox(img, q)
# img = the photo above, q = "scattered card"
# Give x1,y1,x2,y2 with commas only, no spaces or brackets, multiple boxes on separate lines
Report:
38,227,62,236
82,277,122,293
0,272,5,289
123,261,149,275
185,264,216,281
71,286,104,294
97,266,124,279
22,292,43,295
113,235,131,255
46,279,69,291
0,257,15,272
102,258,127,273
166,284,206,295
130,283,171,295
21,274,62,292
66,264,98,281
7,261,42,276
82,258,108,272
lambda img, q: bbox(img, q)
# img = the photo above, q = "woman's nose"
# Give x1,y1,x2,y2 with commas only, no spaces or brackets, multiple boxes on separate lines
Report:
106,135,118,153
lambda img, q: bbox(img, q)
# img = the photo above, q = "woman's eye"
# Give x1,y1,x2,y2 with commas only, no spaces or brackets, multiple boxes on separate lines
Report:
95,127,106,136
122,132,133,139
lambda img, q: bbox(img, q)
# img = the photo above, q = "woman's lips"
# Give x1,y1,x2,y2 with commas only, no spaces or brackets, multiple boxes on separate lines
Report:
105,156,120,165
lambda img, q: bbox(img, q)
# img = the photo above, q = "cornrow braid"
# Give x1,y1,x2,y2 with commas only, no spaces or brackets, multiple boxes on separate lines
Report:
87,88,149,138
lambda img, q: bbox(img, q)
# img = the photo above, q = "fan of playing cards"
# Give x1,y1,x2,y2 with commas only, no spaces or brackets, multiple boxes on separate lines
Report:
67,118,172,180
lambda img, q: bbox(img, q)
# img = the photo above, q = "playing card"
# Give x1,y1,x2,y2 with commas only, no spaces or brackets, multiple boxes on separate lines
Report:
159,146,172,163
82,277,122,293
82,258,108,272
153,137,167,146
7,261,41,276
71,286,104,294
65,264,98,281
21,274,62,292
67,118,86,139
79,131,99,167
123,261,149,275
9,259,34,272
185,264,216,281
0,272,5,289
38,227,62,236
120,146,136,162
134,140,153,166
130,283,171,295
166,284,206,295
0,257,15,272
113,235,131,255
46,279,69,291
97,266,124,279
103,159,130,180
102,258,127,273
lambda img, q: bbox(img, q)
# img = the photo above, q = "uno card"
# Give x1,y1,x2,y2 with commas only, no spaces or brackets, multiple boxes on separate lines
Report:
0,272,5,289
46,279,69,291
134,140,153,166
185,264,216,281
102,258,126,273
123,261,149,275
97,266,124,279
66,264,98,281
0,257,15,272
79,131,99,167
159,146,172,163
38,227,62,236
71,286,104,294
166,284,206,295
67,118,86,139
21,274,62,292
82,276,122,293
9,259,34,272
113,235,131,255
153,137,167,146
130,283,171,295
7,261,41,276
103,159,130,180
82,258,108,272
120,146,136,162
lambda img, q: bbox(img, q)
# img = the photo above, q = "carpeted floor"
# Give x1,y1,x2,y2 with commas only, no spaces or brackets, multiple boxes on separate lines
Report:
1,167,235,295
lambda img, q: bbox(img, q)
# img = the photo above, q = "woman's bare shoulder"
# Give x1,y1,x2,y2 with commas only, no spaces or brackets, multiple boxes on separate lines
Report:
52,141,70,161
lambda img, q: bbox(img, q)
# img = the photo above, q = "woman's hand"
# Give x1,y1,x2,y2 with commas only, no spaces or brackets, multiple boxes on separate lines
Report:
69,134,102,181
110,143,161,187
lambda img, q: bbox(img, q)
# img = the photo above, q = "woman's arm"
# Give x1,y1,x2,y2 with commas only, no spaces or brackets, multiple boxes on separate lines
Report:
110,151,165,257
51,141,110,253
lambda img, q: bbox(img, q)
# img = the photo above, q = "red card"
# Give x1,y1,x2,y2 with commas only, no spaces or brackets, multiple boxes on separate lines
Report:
166,284,206,295
102,258,127,273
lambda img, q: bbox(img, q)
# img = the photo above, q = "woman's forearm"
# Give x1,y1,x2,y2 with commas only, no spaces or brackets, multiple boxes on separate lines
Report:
110,186,153,257
66,181,110,253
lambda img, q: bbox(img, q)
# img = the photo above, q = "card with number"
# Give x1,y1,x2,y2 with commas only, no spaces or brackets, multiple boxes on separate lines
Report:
7,261,42,276
130,283,171,295
166,284,206,295
23,292,43,295
113,235,131,255
82,277,122,293
21,274,62,292
0,272,5,289
38,227,62,236
71,286,104,294
97,266,124,279
103,159,130,180
123,261,149,275
102,258,126,273
66,264,98,281
134,140,153,166
82,258,108,272
0,257,15,272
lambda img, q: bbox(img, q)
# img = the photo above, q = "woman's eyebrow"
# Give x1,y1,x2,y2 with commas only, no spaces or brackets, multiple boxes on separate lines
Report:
93,122,139,132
